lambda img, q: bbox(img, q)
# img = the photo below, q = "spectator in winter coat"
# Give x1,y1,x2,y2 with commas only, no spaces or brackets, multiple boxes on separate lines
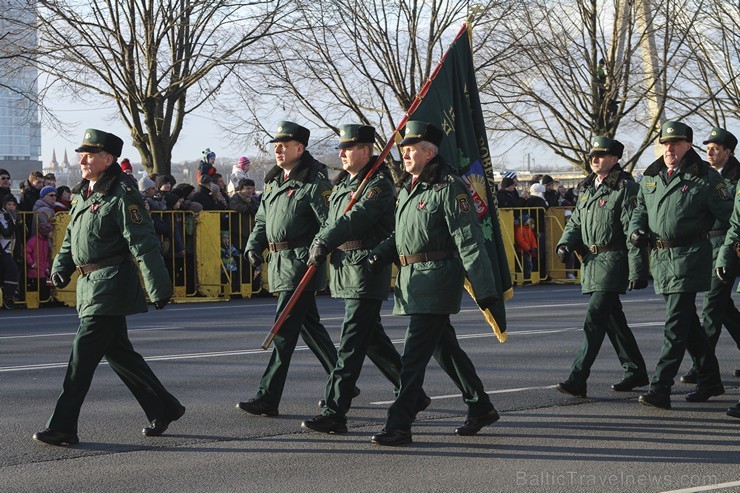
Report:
1,194,19,309
20,171,44,212
515,214,537,282
227,156,252,195
53,186,73,213
197,148,217,183
30,186,57,237
26,221,53,293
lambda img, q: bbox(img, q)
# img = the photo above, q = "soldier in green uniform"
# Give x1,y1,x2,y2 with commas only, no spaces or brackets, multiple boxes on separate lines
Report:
369,121,500,446
715,131,740,418
238,121,341,417
555,136,650,398
681,128,740,384
33,129,183,446
629,121,727,410
300,124,430,434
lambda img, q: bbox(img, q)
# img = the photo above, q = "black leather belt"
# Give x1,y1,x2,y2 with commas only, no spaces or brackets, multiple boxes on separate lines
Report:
336,240,376,252
268,240,308,252
75,255,126,277
398,251,459,266
653,233,708,249
587,244,626,254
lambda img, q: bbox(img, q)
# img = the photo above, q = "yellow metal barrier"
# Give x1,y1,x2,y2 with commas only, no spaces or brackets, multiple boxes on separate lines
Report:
9,204,584,309
498,207,579,286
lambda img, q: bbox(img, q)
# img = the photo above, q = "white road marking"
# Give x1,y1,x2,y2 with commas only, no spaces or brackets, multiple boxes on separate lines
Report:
661,480,740,493
370,385,558,405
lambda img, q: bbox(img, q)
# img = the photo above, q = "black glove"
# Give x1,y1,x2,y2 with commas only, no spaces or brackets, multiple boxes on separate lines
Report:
628,279,648,291
556,244,571,263
308,240,329,267
716,267,730,284
51,272,70,289
153,297,170,310
245,249,264,267
476,295,499,312
630,228,648,248
367,253,385,274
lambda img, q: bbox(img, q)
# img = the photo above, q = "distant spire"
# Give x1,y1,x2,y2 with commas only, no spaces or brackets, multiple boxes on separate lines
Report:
62,150,71,169
48,149,59,171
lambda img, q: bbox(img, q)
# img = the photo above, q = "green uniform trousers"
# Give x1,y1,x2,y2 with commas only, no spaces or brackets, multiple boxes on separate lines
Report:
690,276,740,371
386,314,493,431
254,290,338,406
322,298,403,420
47,315,182,433
651,292,722,394
567,292,648,385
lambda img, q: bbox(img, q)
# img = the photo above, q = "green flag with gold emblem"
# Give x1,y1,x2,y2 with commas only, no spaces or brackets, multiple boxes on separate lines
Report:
408,25,512,341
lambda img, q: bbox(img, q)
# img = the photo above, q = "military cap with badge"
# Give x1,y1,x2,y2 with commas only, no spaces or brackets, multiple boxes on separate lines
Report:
337,124,375,148
659,121,693,144
399,121,444,147
703,127,738,152
75,129,124,157
269,120,311,147
589,136,624,158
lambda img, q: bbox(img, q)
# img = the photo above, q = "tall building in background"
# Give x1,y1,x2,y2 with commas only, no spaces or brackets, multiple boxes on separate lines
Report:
0,0,42,188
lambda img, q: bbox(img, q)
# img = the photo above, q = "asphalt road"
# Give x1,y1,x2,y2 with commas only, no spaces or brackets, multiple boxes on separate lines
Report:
1,284,739,493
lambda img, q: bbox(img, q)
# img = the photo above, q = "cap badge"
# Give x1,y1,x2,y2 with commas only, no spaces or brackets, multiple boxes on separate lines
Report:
667,127,674,134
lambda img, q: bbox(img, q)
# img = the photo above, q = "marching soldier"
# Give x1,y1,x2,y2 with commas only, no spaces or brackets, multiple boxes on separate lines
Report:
715,129,740,418
681,127,740,384
33,129,184,446
555,136,649,398
629,120,728,410
369,121,500,446
238,121,342,417
300,124,430,434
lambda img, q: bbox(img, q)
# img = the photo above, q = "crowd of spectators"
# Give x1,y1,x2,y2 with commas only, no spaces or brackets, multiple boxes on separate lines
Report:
0,152,263,309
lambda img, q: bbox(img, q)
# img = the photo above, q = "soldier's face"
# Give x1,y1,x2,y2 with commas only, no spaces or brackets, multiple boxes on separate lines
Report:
339,144,370,176
402,143,435,177
706,143,731,169
79,151,113,181
662,140,692,168
590,153,618,177
274,141,303,170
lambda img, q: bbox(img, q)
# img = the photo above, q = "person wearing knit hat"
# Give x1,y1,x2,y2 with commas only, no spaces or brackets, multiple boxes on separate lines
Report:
541,175,560,207
30,186,57,238
197,148,217,183
156,174,175,192
173,183,195,200
497,176,524,208
1,193,19,309
40,186,57,200
138,175,156,193
228,156,252,195
120,158,133,174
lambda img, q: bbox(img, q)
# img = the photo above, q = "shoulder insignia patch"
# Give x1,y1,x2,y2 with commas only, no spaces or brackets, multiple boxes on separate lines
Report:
322,190,331,207
128,204,143,224
456,193,470,213
717,183,730,200
433,182,449,191
365,187,380,200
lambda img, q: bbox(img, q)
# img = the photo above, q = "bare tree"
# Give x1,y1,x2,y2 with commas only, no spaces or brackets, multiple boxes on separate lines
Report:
223,0,512,175
673,0,739,127
9,0,291,175
476,0,726,173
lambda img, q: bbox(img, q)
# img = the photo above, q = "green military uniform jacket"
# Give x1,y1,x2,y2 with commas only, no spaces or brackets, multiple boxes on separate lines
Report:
629,148,731,294
246,151,331,292
559,165,647,294
708,155,739,266
715,156,740,278
314,161,395,300
51,163,172,317
374,156,497,315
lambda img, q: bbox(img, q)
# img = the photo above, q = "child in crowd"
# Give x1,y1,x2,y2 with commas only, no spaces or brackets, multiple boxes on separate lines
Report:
515,214,538,283
25,221,53,299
